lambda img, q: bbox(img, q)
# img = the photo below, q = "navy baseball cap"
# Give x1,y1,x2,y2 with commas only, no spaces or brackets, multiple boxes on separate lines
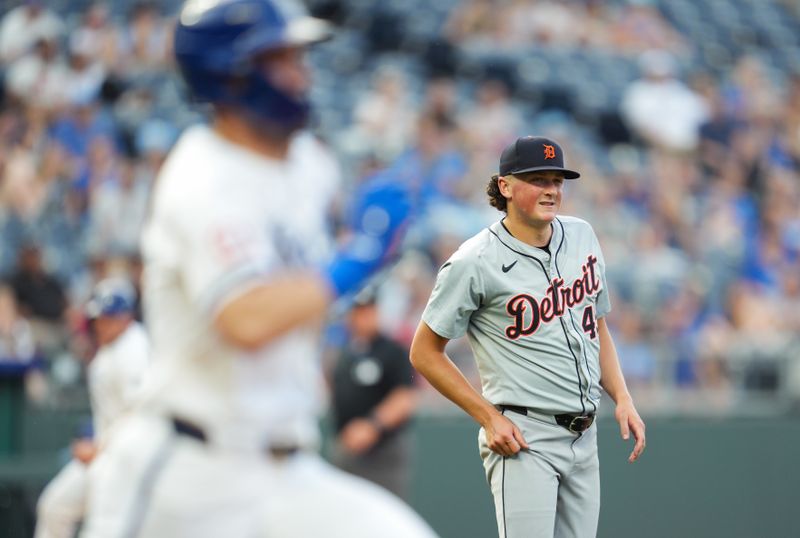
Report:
499,136,580,179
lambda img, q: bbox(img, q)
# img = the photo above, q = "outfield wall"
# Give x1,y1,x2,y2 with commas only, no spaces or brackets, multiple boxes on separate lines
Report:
410,415,800,538
1,411,799,538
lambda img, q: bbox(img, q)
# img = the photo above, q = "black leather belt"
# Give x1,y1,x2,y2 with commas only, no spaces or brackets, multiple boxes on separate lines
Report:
499,405,595,434
171,417,300,458
554,413,595,434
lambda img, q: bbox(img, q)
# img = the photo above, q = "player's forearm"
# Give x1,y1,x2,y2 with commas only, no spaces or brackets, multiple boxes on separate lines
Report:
214,272,332,351
597,317,632,405
412,350,496,425
410,326,498,427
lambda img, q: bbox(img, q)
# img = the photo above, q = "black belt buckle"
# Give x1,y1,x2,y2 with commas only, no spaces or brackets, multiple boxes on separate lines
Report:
555,413,594,433
568,415,593,433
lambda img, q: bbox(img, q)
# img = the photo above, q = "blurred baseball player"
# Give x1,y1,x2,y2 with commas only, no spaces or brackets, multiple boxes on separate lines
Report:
35,278,148,538
79,1,435,537
410,136,646,537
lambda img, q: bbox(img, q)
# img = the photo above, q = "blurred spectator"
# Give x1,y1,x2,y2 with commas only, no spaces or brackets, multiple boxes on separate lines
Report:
0,0,797,417
722,55,782,124
115,2,172,76
697,75,744,175
378,252,439,346
4,38,70,111
0,124,47,223
0,0,63,64
63,39,107,108
422,77,460,119
134,117,178,163
694,167,756,310
26,142,91,284
742,222,791,291
658,285,707,389
342,67,416,162
85,136,121,195
776,266,800,335
48,97,118,189
68,2,120,70
0,284,36,363
330,290,418,500
721,282,794,393
580,0,616,49
386,110,468,205
7,244,67,356
512,0,584,48
624,222,690,312
444,0,506,49
609,0,688,55
620,50,709,151
113,85,158,148
612,306,658,388
445,0,686,54
783,74,800,167
86,157,151,257
461,79,520,199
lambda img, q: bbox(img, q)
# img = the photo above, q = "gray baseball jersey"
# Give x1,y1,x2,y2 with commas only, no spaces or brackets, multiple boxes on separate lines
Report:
422,216,610,416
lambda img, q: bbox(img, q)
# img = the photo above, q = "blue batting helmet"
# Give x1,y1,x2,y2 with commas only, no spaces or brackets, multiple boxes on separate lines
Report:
86,278,136,319
174,0,331,132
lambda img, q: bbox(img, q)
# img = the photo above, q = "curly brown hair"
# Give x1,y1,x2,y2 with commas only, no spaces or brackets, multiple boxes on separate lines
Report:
487,174,507,212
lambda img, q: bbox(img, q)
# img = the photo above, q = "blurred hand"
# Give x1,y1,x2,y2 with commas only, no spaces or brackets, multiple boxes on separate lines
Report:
615,398,646,463
72,438,97,465
483,412,529,457
339,418,381,456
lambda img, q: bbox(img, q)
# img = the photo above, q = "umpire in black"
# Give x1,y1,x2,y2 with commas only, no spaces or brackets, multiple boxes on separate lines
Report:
330,289,418,500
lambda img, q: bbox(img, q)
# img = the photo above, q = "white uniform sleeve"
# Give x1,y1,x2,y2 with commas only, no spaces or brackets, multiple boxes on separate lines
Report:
421,253,484,340
160,183,282,315
187,210,275,312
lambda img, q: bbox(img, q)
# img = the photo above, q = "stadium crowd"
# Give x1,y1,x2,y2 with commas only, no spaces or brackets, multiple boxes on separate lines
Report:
0,0,799,415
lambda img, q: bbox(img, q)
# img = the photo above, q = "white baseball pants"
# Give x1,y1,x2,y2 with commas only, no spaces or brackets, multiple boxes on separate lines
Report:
35,459,89,538
79,414,438,538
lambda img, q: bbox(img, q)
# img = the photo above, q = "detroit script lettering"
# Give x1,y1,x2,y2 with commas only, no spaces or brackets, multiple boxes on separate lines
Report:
505,255,600,339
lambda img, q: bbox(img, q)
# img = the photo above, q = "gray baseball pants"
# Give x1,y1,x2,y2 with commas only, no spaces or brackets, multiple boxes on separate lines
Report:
478,409,600,538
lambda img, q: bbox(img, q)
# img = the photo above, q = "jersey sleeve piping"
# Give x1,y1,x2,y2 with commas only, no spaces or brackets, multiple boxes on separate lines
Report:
202,262,272,320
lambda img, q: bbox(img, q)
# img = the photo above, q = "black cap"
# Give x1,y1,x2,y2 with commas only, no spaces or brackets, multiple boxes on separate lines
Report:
499,136,580,179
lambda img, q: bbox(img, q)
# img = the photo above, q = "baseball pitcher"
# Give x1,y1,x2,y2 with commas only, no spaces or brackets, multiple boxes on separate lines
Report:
411,136,646,538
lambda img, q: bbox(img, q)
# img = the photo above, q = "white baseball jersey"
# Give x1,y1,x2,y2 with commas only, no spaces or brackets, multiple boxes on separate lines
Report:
82,125,437,538
422,217,610,415
88,321,150,446
140,125,340,450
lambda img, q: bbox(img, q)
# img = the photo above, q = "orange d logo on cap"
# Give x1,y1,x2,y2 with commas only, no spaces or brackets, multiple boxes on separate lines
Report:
498,136,581,179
